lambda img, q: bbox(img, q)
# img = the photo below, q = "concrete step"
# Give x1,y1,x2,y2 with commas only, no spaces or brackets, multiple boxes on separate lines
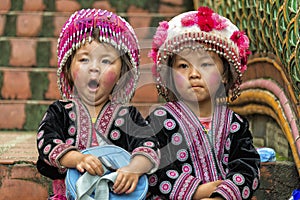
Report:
0,131,50,200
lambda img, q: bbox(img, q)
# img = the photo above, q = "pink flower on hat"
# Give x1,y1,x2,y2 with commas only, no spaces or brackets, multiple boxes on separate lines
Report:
230,31,250,50
149,21,169,63
197,6,215,32
230,31,251,73
181,6,228,31
181,13,197,27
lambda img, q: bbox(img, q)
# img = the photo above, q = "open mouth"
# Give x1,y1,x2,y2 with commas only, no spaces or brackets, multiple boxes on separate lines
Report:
88,80,99,90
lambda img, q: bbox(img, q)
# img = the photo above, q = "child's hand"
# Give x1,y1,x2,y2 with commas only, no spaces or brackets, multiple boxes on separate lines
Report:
59,151,104,176
112,165,142,194
193,180,223,199
76,154,104,176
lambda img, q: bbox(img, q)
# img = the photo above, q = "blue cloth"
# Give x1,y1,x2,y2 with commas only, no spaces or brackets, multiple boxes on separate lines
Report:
292,189,300,200
65,145,148,200
256,147,276,162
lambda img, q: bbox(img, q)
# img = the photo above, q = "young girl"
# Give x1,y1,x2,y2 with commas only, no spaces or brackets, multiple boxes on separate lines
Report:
147,7,260,200
36,9,160,200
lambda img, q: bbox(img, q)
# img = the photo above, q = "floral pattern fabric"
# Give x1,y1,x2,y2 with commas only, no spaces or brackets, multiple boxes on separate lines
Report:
36,99,160,196
146,101,260,200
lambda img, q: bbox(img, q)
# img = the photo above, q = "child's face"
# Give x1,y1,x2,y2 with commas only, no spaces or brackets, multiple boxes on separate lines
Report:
70,41,122,106
172,49,224,104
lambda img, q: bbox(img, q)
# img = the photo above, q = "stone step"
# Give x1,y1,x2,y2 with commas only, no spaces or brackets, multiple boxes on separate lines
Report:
0,131,50,200
0,100,159,130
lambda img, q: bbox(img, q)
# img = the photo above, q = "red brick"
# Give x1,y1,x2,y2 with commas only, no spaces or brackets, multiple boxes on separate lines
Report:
53,15,69,37
0,165,8,177
127,5,151,40
9,39,37,67
16,14,42,37
0,179,48,200
0,0,11,12
23,0,46,11
10,164,40,179
1,71,32,99
55,0,81,12
92,1,116,12
0,15,6,36
45,72,60,99
0,104,26,129
50,39,58,67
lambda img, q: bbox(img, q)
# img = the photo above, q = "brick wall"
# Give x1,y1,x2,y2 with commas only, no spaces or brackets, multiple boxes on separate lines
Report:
0,0,193,130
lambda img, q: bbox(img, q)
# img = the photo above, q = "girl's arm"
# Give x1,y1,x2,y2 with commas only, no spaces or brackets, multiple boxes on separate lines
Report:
105,106,160,194
36,100,77,178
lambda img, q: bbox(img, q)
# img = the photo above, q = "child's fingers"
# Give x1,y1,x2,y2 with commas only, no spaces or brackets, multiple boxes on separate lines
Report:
94,163,104,176
84,164,97,175
125,180,137,194
113,172,123,190
76,164,85,173
116,180,131,194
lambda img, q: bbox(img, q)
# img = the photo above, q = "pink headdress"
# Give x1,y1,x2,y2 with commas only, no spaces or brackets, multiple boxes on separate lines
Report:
57,9,140,103
149,7,251,101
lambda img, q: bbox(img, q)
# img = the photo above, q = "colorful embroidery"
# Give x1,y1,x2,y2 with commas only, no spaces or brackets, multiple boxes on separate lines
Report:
182,163,192,174
233,173,245,185
53,139,63,144
166,170,179,179
68,125,76,136
118,108,128,116
242,186,250,199
171,133,182,145
38,138,44,149
110,130,121,140
114,118,125,127
43,144,51,154
64,103,74,109
66,138,74,145
225,137,231,150
160,181,172,194
252,177,259,190
222,154,229,164
144,141,155,147
235,113,244,122
167,102,220,181
164,119,176,130
68,111,76,121
37,130,44,139
177,149,188,162
154,109,167,117
149,174,158,186
230,122,240,133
